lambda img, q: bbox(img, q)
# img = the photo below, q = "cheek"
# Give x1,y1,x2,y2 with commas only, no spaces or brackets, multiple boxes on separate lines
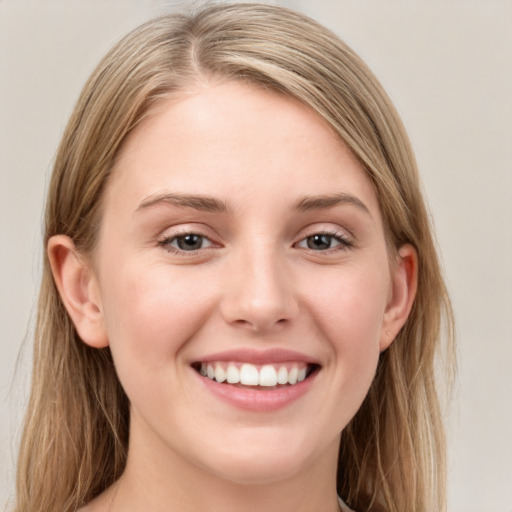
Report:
309,263,388,333
99,261,215,379
301,262,389,373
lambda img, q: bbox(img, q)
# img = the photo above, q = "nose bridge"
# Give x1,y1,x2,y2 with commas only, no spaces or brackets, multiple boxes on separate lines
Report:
221,239,298,332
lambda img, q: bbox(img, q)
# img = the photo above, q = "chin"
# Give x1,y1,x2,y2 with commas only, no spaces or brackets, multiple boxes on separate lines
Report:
204,454,308,486
193,430,330,486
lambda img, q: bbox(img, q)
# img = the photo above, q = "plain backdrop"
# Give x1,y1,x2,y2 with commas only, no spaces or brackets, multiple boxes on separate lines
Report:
1,1,511,511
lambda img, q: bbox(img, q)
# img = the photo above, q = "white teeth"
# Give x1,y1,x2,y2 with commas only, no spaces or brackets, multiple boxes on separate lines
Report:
240,364,259,385
277,366,288,385
226,365,240,384
288,366,298,385
214,363,226,383
259,365,277,387
199,362,312,387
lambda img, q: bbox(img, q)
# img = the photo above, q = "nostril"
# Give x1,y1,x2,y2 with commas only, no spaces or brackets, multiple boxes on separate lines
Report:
219,278,299,332
230,316,288,333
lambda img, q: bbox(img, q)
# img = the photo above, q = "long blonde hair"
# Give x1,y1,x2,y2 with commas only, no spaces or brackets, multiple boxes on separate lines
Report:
15,4,455,512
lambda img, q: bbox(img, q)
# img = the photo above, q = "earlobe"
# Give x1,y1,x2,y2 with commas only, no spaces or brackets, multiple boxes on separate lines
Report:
380,244,418,351
48,235,109,348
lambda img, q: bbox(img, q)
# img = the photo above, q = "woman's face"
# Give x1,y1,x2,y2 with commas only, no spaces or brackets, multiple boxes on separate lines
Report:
83,81,411,485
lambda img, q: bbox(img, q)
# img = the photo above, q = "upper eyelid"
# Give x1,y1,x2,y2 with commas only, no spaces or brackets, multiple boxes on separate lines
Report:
295,224,353,241
155,223,354,245
293,225,356,254
157,223,218,239
295,233,352,249
159,232,218,247
156,224,220,253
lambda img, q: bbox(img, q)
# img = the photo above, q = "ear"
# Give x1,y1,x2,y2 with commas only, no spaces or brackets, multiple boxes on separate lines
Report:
380,244,418,351
48,235,109,348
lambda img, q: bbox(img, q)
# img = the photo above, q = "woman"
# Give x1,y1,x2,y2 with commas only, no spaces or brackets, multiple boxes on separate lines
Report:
14,3,454,512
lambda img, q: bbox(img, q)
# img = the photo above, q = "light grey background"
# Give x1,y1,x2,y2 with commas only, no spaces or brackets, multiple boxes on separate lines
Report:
1,1,511,511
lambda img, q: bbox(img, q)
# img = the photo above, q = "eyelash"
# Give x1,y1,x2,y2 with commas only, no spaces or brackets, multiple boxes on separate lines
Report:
157,228,353,256
157,231,216,256
294,230,353,252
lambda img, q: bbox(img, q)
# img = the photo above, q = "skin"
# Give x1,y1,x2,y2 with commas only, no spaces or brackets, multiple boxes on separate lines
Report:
49,81,417,512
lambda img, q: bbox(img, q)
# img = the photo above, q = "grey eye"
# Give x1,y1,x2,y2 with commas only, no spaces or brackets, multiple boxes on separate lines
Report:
309,234,336,250
174,234,206,251
298,234,342,251
160,233,214,252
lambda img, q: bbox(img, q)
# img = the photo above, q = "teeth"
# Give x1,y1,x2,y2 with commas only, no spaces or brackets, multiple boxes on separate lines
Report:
226,365,240,384
214,364,226,383
259,365,277,387
240,364,259,385
277,366,288,385
199,362,311,387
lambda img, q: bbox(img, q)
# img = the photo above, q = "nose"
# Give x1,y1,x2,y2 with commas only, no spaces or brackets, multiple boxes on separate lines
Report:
219,247,299,333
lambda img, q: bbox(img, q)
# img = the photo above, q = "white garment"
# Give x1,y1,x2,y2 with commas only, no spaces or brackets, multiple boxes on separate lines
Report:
338,496,356,512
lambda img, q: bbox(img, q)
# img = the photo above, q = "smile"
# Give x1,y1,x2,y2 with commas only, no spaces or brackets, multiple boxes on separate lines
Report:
197,362,313,387
191,349,320,411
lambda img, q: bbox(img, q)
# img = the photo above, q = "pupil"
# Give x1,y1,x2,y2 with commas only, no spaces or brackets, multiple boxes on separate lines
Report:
178,234,202,250
308,234,331,250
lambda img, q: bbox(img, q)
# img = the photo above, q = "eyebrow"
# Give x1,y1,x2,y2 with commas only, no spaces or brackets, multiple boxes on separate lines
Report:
136,193,230,213
294,193,371,216
136,191,370,217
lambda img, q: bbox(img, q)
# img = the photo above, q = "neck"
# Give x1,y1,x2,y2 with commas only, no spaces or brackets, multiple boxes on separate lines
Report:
113,414,341,512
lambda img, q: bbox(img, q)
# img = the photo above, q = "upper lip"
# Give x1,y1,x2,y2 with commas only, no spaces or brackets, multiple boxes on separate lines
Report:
192,348,320,366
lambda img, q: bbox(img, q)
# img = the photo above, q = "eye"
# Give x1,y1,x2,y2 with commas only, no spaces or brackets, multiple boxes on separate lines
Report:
296,233,351,251
159,233,214,252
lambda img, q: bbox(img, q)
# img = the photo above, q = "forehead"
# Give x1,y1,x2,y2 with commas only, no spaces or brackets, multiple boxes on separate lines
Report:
106,81,381,219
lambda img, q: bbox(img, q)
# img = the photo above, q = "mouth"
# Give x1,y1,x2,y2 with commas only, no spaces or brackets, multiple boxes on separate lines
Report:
191,361,320,390
190,349,321,411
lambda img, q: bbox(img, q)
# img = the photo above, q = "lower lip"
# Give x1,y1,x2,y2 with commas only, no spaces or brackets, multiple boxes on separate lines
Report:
195,369,317,412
